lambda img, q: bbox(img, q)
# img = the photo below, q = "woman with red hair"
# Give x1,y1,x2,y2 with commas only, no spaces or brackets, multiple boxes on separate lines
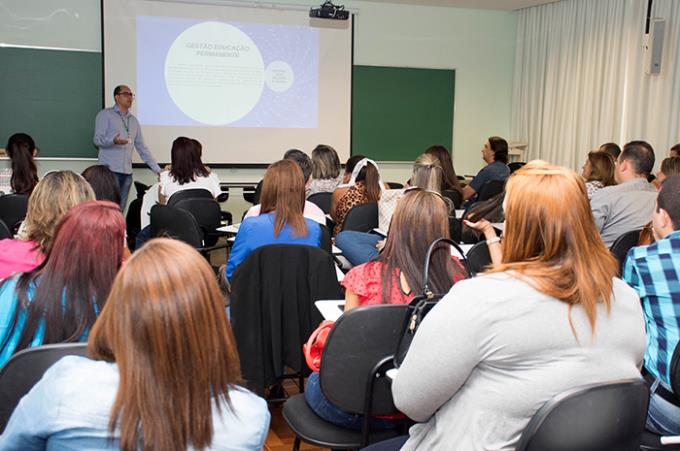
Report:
0,201,125,367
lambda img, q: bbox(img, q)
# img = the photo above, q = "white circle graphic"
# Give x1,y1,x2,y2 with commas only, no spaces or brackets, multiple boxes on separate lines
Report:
164,22,265,125
265,61,295,93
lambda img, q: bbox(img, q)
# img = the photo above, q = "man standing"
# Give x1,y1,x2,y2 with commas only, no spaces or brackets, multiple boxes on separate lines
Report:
624,175,680,435
94,85,161,209
590,140,657,246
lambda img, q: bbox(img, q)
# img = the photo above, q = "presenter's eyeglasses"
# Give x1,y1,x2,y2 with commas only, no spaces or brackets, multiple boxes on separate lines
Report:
117,92,135,98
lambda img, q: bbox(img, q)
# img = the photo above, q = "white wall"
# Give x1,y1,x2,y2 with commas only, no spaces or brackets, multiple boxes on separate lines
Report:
2,0,518,213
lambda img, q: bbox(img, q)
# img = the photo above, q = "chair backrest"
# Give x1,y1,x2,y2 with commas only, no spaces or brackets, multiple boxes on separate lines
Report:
243,184,257,204
466,241,491,276
386,182,404,189
253,180,263,205
0,219,11,240
342,202,378,233
515,379,649,451
449,216,462,243
670,342,680,398
0,194,29,234
171,197,222,246
0,343,88,433
442,189,463,209
166,188,214,206
133,181,150,199
610,229,642,275
476,179,506,202
230,244,343,395
308,192,332,214
320,305,407,415
508,162,527,173
125,197,143,250
150,204,203,248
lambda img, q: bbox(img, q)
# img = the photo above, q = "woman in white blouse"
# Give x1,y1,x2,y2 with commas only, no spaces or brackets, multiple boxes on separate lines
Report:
159,137,220,203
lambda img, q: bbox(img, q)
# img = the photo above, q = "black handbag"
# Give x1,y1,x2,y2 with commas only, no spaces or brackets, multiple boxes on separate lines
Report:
394,237,469,367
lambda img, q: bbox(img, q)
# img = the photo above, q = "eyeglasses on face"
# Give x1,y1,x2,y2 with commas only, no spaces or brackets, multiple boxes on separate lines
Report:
117,92,135,98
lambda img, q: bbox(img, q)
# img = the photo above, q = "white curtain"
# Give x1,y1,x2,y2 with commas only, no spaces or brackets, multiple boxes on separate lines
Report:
511,0,680,170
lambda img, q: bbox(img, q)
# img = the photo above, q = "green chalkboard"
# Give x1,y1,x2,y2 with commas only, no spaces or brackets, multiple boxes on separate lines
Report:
351,65,455,161
0,47,102,158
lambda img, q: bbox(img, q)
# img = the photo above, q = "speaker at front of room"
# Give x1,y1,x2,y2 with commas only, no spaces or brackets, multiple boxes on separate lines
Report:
645,18,665,75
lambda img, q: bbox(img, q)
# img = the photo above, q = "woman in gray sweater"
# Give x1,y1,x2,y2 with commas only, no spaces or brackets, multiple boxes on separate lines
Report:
386,161,646,451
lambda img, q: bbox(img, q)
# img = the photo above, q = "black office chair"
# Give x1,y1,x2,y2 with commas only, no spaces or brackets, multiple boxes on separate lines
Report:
230,244,343,396
342,203,378,233
476,179,506,203
166,188,213,205
515,379,648,451
449,216,462,243
610,229,642,276
0,193,29,234
386,182,404,189
0,343,88,433
282,305,407,450
0,220,12,240
442,189,463,209
308,192,332,214
508,162,527,173
133,181,150,198
640,343,680,451
150,204,227,260
466,241,491,276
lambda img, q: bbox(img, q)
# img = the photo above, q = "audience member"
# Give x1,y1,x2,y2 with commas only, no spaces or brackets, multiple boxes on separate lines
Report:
0,171,95,278
386,161,645,450
599,141,622,159
246,149,326,225
335,153,446,265
81,164,122,205
582,150,616,199
0,239,270,449
305,189,467,430
337,154,367,188
308,144,342,196
462,136,510,202
2,133,39,195
670,143,680,158
226,160,321,279
656,156,680,186
331,158,383,235
591,140,657,246
0,201,124,367
424,144,463,195
159,136,220,203
624,175,680,435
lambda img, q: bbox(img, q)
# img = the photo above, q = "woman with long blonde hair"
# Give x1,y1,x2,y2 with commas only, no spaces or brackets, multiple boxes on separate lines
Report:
386,161,646,451
0,239,270,450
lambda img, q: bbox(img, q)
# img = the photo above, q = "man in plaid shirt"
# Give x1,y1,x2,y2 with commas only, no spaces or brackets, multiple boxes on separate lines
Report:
624,174,680,435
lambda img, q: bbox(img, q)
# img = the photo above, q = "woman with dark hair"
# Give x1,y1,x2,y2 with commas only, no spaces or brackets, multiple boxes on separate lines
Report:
424,144,463,195
305,190,467,429
0,201,125,367
384,162,645,450
159,136,220,203
0,171,95,279
0,239,270,449
226,159,321,279
331,158,384,235
2,133,39,195
82,164,122,205
462,136,510,201
308,144,342,196
582,150,616,199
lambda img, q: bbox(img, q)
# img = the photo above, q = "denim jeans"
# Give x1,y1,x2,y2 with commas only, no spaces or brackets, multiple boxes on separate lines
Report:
113,172,133,211
360,435,409,450
304,372,400,431
646,389,680,435
335,231,382,266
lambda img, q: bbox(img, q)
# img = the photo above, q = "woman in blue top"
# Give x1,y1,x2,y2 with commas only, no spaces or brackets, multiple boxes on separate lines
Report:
0,200,125,367
226,159,322,279
462,136,511,202
0,239,270,450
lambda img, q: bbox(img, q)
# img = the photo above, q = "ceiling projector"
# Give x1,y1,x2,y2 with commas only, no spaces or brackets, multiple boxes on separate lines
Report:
309,1,349,20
